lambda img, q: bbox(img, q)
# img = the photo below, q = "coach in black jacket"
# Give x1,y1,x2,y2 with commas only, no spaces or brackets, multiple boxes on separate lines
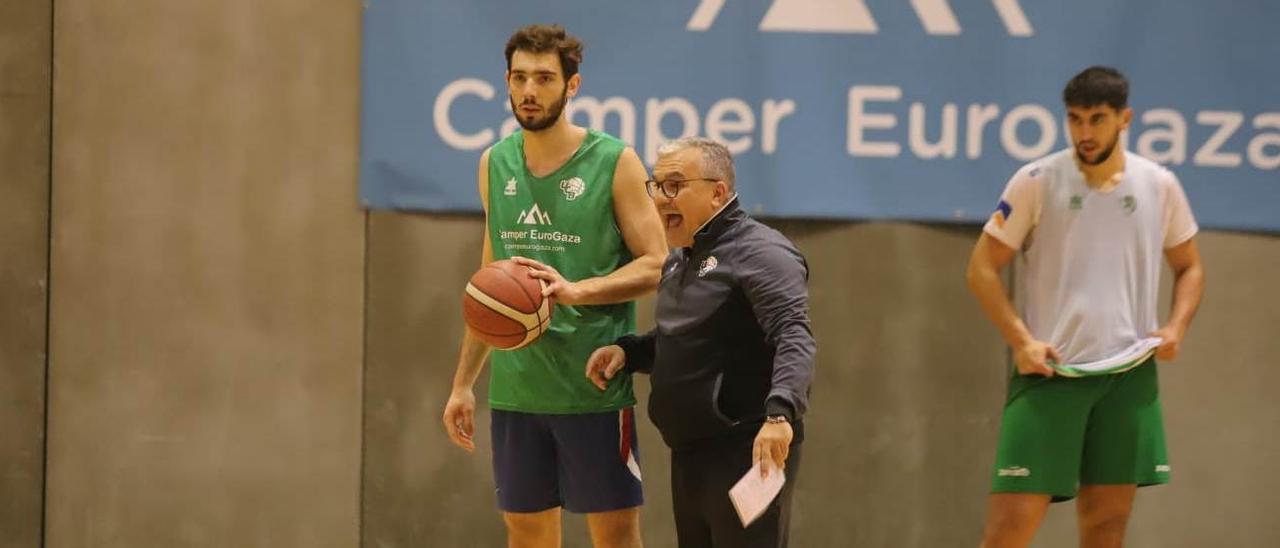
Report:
586,137,816,548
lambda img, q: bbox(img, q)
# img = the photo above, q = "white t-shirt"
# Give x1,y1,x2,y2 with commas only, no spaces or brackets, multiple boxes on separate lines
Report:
983,149,1198,363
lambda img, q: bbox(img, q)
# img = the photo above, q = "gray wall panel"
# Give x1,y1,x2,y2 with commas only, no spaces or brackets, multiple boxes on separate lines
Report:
46,1,364,546
0,1,51,546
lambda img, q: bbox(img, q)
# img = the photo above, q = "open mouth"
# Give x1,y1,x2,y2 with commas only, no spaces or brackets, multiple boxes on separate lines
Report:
663,213,683,229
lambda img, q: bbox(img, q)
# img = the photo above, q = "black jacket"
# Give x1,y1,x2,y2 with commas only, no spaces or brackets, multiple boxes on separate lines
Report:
617,197,816,451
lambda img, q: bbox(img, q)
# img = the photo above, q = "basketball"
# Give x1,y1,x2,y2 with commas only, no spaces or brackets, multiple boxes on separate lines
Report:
462,259,553,350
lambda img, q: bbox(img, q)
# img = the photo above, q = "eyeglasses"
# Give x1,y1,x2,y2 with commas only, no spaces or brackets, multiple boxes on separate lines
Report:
644,178,719,199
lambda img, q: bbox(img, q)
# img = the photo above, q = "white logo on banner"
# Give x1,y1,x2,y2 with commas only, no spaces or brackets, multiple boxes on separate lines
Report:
687,0,1034,36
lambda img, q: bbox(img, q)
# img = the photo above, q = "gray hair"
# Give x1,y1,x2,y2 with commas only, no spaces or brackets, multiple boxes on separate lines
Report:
656,137,736,191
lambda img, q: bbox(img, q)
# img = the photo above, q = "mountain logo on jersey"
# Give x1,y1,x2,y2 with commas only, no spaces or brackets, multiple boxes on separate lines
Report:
518,203,552,225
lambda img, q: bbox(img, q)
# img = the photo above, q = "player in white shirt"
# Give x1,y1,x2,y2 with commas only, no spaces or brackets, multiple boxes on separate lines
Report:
966,66,1206,548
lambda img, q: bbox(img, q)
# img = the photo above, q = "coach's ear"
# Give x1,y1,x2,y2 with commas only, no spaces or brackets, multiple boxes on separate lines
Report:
712,180,731,207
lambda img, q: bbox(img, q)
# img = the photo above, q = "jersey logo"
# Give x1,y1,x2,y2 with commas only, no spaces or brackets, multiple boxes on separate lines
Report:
992,199,1012,228
518,203,552,225
697,256,719,277
1122,194,1137,215
503,177,518,196
1069,195,1084,210
560,176,585,201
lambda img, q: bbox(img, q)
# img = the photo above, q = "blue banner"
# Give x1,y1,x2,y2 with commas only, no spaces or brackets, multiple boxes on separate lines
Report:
360,0,1280,232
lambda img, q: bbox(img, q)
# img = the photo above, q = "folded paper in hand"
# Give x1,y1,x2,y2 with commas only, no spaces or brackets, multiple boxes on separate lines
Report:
729,462,786,528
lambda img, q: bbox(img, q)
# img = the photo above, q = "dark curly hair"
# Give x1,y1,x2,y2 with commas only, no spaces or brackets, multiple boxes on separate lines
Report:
504,24,584,80
1063,66,1129,110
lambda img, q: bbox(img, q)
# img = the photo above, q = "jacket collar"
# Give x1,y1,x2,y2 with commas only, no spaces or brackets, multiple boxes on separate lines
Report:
689,195,742,253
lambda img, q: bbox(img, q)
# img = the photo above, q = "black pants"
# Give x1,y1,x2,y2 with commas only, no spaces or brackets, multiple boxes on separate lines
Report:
670,437,802,548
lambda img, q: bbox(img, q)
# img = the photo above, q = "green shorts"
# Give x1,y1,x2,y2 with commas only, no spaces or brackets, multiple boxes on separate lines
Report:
990,358,1170,502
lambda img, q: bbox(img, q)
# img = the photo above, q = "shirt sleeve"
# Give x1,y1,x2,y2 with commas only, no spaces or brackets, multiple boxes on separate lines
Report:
737,238,816,421
1160,169,1199,248
982,165,1043,251
615,330,656,375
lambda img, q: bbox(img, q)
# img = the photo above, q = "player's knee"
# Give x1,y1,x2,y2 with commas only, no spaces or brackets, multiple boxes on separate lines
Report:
1080,507,1131,536
593,527,641,548
982,501,1043,544
983,512,1036,540
503,511,558,539
588,510,641,548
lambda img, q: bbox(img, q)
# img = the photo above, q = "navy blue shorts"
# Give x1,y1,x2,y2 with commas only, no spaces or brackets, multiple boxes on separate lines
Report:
491,408,644,514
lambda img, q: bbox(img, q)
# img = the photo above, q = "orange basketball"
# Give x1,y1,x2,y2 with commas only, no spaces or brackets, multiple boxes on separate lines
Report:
462,259,553,350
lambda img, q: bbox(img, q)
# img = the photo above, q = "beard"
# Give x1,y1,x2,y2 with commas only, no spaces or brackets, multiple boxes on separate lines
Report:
1076,131,1120,166
510,87,568,132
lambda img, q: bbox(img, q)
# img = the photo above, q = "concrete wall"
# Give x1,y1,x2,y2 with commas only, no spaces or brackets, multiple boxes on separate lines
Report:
364,214,1280,548
45,1,364,546
0,1,51,546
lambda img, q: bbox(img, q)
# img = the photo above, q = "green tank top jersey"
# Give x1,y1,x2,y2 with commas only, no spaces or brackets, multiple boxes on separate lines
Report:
485,129,637,414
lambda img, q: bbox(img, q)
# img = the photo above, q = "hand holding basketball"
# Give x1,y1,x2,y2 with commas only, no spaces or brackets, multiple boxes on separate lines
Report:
512,256,583,305
462,259,554,350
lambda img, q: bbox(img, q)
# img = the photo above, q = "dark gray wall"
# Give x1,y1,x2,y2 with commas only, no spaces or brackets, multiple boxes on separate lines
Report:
362,214,1280,547
45,1,364,546
0,1,51,547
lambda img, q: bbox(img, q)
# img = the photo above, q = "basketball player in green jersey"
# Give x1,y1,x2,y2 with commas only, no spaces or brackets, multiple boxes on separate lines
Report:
441,25,666,548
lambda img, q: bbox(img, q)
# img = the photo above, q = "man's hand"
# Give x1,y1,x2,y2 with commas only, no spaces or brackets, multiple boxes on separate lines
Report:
1149,324,1184,361
585,345,627,391
753,420,794,478
1013,340,1061,377
442,389,477,452
512,256,584,305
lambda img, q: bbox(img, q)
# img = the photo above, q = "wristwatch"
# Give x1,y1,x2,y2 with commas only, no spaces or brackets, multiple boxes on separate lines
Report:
765,415,789,424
